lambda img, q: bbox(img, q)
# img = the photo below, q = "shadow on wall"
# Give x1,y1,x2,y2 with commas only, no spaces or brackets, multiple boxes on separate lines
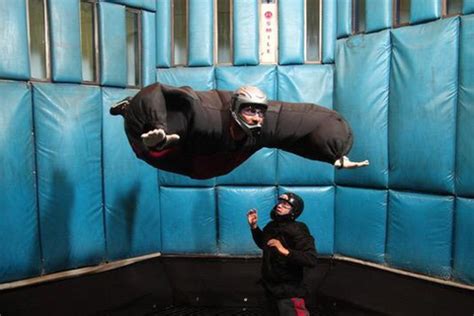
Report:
116,183,140,255
42,169,75,272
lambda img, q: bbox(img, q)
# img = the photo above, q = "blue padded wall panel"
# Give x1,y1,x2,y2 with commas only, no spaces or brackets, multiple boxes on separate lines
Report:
322,0,336,63
389,18,458,194
365,0,392,33
386,191,453,278
99,2,127,87
453,198,474,284
49,0,82,83
104,0,156,11
0,0,30,80
233,0,259,65
410,0,441,24
464,1,474,14
217,148,277,185
142,11,157,87
215,66,277,184
157,67,215,90
277,65,333,106
103,88,161,260
277,65,334,185
161,188,217,253
337,0,352,38
156,0,171,67
158,170,215,187
456,15,474,197
218,187,275,254
215,66,277,97
156,67,216,186
335,187,387,263
278,0,304,65
0,82,40,282
33,83,104,273
188,0,214,66
279,186,335,255
335,31,390,188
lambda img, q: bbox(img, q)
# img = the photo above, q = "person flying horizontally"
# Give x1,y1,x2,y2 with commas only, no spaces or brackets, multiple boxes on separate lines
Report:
110,83,369,179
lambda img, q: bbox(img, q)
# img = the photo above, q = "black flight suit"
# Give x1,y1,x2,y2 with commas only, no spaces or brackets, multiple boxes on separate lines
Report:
120,83,353,179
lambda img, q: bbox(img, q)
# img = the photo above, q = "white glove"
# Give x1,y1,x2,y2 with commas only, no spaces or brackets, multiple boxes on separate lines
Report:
141,128,180,150
334,156,370,169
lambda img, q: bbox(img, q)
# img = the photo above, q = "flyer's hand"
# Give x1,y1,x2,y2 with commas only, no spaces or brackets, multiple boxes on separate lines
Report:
141,128,180,149
247,209,258,229
334,156,370,169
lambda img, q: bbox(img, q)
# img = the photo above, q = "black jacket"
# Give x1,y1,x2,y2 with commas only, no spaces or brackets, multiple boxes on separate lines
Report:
252,220,318,299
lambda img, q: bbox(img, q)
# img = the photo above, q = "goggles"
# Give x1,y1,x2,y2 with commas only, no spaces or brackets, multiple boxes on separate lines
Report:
240,104,266,118
277,197,293,210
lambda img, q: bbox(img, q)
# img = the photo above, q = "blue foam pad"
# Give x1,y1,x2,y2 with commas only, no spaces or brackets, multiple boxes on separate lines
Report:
142,11,157,87
322,0,336,63
335,31,390,188
464,1,474,14
456,15,474,197
365,0,392,32
103,88,162,260
389,18,458,195
49,0,82,83
99,2,127,87
215,65,277,98
156,67,215,90
0,0,30,79
188,0,214,66
33,83,104,273
217,187,276,254
335,187,387,262
0,81,40,282
156,0,171,67
103,0,155,11
336,0,352,38
410,0,441,24
160,187,217,253
233,0,259,65
278,0,304,65
386,191,453,278
159,171,215,187
216,148,277,185
277,65,334,185
453,198,474,284
279,186,335,255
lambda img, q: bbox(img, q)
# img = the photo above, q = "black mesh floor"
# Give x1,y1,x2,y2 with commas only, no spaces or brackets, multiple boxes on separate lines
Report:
149,303,386,316
151,306,263,316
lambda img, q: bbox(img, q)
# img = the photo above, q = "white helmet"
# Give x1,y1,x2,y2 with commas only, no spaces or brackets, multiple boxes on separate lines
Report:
231,86,268,136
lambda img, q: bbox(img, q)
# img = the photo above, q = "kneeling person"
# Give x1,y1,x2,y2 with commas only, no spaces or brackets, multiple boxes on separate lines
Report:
247,193,317,316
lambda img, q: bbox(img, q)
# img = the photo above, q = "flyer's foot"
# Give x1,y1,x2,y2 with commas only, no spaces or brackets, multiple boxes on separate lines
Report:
110,97,132,116
334,156,370,169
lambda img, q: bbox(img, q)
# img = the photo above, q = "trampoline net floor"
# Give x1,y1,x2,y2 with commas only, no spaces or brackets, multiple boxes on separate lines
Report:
151,306,263,316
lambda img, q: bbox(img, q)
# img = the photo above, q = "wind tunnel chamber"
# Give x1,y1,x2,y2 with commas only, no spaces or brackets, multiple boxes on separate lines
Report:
0,0,474,315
